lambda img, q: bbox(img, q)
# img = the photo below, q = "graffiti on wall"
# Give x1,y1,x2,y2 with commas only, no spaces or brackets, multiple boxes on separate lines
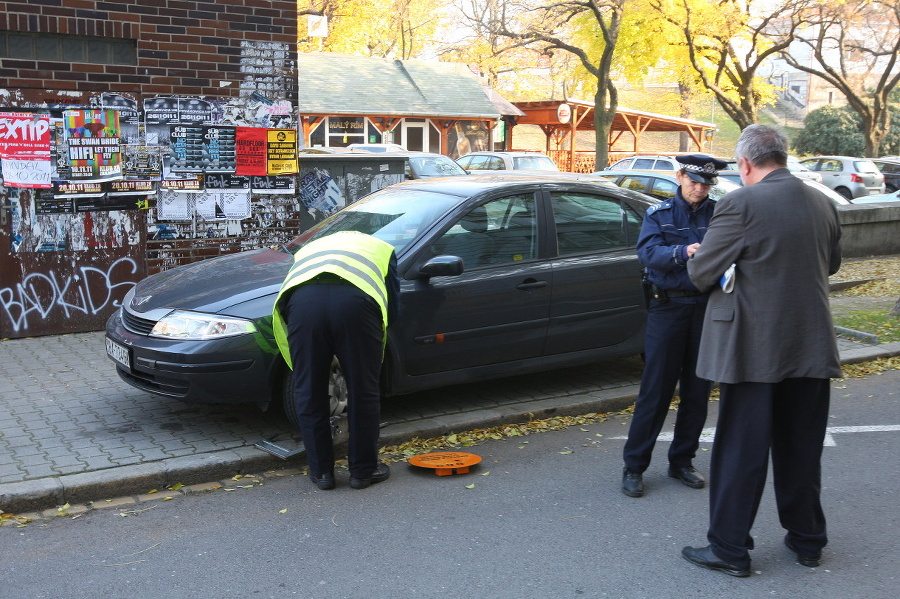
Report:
0,257,138,333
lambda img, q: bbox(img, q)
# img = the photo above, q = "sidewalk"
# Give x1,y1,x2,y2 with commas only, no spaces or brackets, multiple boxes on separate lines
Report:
2,326,899,516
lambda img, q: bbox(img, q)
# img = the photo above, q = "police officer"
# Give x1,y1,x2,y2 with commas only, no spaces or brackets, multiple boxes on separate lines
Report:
621,154,728,497
273,230,400,490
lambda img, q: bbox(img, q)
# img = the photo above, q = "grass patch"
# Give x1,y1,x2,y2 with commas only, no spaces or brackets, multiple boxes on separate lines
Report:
833,309,900,343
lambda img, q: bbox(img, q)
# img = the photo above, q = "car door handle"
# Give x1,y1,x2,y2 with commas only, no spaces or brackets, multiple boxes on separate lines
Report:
516,279,548,291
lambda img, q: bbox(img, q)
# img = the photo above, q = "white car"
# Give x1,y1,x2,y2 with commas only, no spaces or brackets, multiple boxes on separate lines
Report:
456,151,560,173
346,143,406,153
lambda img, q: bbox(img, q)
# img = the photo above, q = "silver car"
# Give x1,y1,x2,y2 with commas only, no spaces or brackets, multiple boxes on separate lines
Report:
456,151,560,172
799,156,885,199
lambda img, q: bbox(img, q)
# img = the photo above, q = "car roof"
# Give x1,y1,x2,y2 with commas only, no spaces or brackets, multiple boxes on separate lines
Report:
598,169,678,179
462,151,549,156
386,172,654,205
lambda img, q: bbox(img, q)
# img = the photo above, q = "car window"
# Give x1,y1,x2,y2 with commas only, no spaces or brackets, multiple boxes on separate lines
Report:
653,159,677,170
434,194,537,268
486,157,504,170
649,177,678,199
800,159,820,170
821,159,842,172
456,156,473,169
550,192,636,255
632,158,656,169
513,155,558,171
854,160,879,173
469,155,493,170
408,156,467,178
610,158,633,169
618,175,650,193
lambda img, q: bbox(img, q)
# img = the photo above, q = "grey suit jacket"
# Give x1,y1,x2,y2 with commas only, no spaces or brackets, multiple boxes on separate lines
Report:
687,168,842,384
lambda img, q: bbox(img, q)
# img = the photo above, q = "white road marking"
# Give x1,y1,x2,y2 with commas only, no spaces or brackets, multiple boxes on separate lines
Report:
611,425,900,446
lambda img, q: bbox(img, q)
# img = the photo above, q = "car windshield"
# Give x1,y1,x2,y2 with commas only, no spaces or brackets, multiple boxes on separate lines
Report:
285,187,460,255
408,155,467,177
512,155,559,171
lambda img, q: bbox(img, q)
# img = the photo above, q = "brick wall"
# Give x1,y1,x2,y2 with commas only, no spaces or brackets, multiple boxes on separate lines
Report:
0,0,298,99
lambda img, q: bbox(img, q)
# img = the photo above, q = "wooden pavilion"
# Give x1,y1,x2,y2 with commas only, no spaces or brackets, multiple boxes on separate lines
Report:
511,100,717,172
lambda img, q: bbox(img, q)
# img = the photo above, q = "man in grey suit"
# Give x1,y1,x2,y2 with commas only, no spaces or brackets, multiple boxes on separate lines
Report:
681,125,842,577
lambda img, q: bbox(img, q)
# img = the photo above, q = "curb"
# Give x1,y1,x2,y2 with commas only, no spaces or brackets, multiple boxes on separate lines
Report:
3,344,900,516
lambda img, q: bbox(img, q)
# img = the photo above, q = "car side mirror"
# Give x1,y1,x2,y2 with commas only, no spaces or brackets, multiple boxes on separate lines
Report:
416,255,464,279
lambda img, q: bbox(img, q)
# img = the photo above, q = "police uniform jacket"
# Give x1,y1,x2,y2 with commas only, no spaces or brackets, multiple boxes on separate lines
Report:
637,190,714,298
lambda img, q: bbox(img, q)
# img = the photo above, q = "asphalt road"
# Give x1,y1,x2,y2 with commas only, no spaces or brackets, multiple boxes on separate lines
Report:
1,369,897,599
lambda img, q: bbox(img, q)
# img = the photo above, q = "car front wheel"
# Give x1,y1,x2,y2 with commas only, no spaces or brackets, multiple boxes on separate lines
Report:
280,357,348,429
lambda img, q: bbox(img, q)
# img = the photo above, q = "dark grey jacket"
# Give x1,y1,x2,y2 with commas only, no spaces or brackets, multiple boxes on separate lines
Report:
687,168,842,384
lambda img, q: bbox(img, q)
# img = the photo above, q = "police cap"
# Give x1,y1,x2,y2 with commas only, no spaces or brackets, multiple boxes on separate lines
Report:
676,154,729,185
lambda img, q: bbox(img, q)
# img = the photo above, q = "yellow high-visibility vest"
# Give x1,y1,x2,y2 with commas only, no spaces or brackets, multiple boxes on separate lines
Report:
272,231,394,369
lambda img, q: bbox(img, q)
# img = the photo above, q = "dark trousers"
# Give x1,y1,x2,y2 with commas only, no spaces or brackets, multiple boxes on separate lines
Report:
708,378,830,567
623,300,710,472
284,282,384,479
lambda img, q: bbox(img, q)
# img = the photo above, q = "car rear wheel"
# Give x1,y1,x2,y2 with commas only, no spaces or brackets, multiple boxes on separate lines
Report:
835,186,853,200
280,357,348,430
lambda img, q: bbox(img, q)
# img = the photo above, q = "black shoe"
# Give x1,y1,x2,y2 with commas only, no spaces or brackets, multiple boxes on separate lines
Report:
682,545,751,578
669,465,706,489
784,535,822,567
622,467,644,497
350,463,390,489
309,471,335,490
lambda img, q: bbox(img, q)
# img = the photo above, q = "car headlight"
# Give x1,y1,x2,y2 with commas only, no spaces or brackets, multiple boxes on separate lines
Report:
150,310,257,340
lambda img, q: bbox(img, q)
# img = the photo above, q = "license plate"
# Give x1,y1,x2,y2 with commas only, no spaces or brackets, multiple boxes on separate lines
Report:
105,336,131,368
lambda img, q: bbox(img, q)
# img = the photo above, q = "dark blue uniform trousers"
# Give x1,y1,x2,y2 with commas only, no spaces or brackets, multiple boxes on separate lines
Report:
707,378,830,568
623,300,710,472
284,282,383,480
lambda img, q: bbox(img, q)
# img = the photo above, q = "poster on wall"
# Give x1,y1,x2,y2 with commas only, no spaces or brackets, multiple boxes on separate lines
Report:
299,167,344,214
156,188,193,221
0,112,52,188
266,129,298,175
169,126,237,172
122,144,163,179
100,93,141,144
235,127,267,175
34,189,74,214
251,175,295,194
63,109,123,181
195,190,251,220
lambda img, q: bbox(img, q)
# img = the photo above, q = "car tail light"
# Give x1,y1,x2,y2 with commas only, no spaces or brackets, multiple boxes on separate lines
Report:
850,173,863,183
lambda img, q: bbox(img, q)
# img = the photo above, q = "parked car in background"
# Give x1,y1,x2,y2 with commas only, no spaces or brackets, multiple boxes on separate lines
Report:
787,156,823,183
105,175,655,416
798,156,885,199
850,189,900,204
871,158,900,192
456,151,560,173
606,154,680,171
716,156,823,186
346,143,407,153
404,152,468,179
596,169,740,202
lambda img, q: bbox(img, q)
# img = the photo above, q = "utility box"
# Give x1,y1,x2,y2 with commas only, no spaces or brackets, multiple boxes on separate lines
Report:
294,153,407,233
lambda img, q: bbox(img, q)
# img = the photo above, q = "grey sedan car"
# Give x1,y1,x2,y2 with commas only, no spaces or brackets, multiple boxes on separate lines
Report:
106,175,653,415
799,156,885,199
